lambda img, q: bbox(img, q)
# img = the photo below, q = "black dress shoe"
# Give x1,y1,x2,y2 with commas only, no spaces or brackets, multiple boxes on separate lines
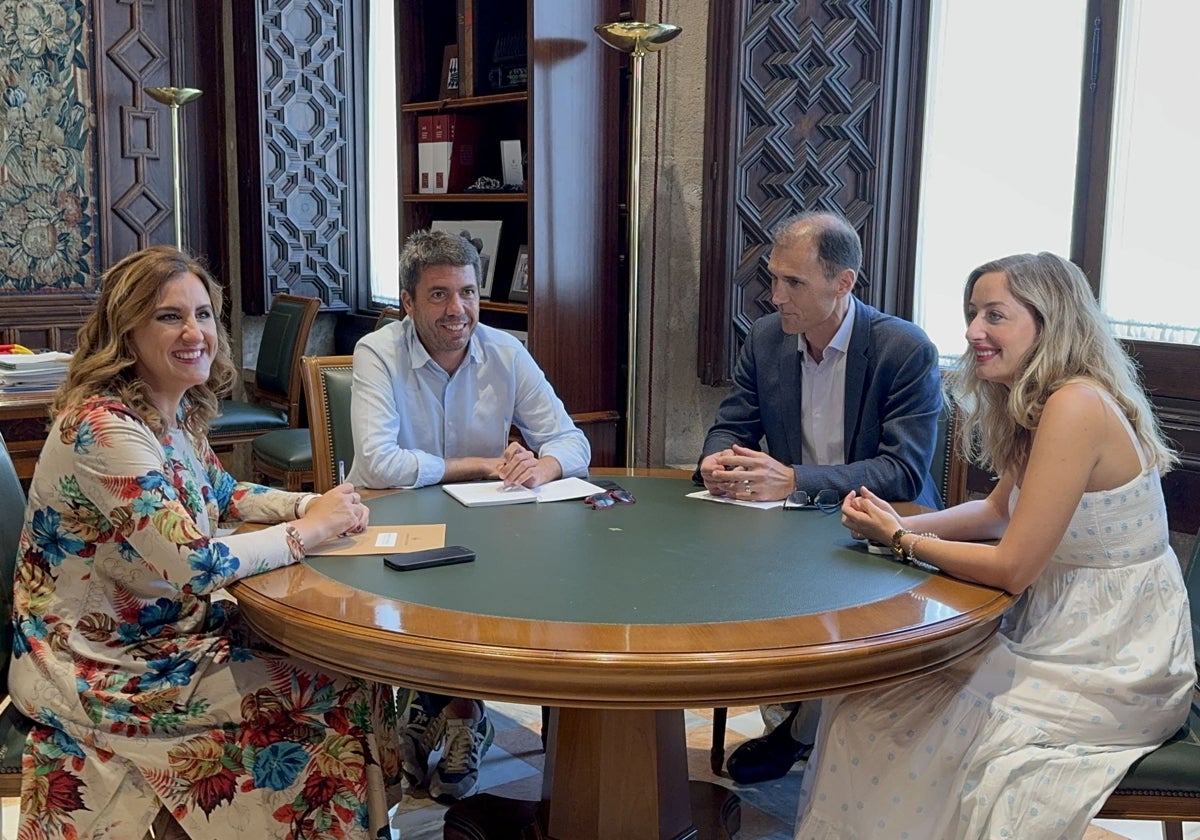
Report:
725,710,813,784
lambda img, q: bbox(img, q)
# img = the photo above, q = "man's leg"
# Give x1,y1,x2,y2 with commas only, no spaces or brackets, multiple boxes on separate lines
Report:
726,701,817,784
429,697,495,801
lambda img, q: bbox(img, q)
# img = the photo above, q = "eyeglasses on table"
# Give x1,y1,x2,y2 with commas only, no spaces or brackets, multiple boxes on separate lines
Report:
583,488,636,509
782,488,841,513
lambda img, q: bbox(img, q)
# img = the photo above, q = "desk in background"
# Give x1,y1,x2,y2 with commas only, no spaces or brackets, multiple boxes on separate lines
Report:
0,388,56,481
231,474,1011,840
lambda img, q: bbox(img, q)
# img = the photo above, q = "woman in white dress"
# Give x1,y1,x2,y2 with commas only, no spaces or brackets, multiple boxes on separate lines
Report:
796,252,1194,839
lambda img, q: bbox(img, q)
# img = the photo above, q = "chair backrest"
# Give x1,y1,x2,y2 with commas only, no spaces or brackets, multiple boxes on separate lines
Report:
374,306,404,330
931,396,971,509
253,294,321,425
1184,532,1200,665
0,432,28,689
301,355,356,493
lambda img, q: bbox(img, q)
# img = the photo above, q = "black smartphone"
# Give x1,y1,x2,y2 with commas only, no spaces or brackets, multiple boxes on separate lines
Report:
383,545,476,571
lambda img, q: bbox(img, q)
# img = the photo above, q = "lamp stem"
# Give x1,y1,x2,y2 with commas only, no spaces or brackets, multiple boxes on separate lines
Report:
168,101,184,249
626,46,646,469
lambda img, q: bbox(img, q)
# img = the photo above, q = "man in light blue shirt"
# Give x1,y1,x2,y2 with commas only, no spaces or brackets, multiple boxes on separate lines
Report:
348,229,590,802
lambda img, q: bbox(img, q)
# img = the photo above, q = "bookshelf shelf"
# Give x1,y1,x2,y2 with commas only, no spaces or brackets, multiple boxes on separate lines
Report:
401,92,529,114
402,193,528,204
480,300,528,315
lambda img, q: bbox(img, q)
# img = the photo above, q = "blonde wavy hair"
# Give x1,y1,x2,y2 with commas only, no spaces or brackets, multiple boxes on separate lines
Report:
53,245,237,436
946,252,1176,476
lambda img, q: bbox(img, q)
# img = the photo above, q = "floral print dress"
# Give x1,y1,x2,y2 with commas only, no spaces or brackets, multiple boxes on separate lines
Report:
10,396,403,840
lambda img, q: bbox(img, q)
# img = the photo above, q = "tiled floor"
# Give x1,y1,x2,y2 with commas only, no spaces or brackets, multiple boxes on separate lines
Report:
2,703,1194,838
388,702,1198,840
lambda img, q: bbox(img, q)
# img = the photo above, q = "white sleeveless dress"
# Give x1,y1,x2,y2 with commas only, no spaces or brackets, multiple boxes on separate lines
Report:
794,392,1195,839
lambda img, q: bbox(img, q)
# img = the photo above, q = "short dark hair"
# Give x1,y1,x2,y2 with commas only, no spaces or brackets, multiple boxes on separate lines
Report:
399,229,483,298
772,211,863,282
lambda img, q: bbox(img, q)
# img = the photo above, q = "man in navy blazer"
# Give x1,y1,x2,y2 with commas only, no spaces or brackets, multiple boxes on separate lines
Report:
697,211,943,783
699,212,942,507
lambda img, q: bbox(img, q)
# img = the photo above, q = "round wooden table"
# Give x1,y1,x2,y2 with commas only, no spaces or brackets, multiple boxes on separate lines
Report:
231,474,1011,840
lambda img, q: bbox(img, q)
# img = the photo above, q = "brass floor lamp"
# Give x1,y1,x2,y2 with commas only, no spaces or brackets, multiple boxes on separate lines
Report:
145,86,203,249
595,21,680,468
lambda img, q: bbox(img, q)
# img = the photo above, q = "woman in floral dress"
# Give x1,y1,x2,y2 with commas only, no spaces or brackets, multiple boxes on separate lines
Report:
10,246,402,839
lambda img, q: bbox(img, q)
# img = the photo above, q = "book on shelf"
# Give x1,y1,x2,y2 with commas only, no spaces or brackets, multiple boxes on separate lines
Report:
442,476,606,508
417,115,435,194
500,139,524,188
430,114,481,194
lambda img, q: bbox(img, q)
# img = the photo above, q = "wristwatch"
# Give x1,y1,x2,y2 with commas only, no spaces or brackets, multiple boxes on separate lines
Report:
890,527,912,561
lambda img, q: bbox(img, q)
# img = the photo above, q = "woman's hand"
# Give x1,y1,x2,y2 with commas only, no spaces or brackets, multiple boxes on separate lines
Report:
841,486,904,545
294,483,369,547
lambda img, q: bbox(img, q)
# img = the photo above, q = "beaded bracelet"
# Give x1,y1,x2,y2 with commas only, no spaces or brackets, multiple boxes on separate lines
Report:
905,532,940,572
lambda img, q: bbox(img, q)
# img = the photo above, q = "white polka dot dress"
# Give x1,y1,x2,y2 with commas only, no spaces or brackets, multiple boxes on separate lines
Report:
795,411,1194,840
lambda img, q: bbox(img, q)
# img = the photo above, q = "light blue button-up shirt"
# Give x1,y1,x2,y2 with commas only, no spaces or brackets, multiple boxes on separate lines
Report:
346,318,590,488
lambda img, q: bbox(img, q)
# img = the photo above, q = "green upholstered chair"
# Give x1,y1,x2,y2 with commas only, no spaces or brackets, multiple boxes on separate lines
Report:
210,293,320,453
0,433,35,830
253,311,397,492
300,355,356,494
1093,531,1200,840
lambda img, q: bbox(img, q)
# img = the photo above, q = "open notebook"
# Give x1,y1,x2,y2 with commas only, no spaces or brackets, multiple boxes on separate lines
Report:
442,476,605,508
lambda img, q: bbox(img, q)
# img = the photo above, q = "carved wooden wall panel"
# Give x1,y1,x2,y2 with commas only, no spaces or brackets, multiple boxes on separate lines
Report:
234,0,366,315
0,1,226,350
698,0,925,385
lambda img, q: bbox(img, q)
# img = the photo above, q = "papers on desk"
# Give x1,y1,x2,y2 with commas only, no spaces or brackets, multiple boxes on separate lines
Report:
686,490,784,510
0,351,71,393
307,524,446,556
443,476,606,508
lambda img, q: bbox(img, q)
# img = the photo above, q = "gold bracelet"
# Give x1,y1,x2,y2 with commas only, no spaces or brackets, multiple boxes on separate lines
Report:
890,527,912,560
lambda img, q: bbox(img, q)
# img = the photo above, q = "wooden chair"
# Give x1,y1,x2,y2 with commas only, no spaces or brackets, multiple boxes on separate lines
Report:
0,433,35,831
253,309,399,492
210,293,320,449
374,305,404,329
300,355,356,493
1093,530,1200,839
212,293,319,489
708,394,968,774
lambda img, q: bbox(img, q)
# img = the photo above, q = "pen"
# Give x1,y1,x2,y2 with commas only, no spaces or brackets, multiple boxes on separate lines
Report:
338,460,346,485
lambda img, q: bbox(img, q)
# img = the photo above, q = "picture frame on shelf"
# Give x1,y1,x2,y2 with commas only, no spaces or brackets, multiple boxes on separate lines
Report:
430,220,502,298
508,245,529,302
440,45,460,99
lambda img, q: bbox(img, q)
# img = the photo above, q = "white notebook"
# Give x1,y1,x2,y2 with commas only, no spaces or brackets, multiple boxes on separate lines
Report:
442,476,606,508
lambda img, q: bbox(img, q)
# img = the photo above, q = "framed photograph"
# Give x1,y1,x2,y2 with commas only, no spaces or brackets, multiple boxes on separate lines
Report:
440,45,460,99
508,245,529,302
430,220,502,298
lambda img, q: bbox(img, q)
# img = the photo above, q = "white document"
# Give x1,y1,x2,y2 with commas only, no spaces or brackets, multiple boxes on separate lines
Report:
443,476,606,508
686,489,784,510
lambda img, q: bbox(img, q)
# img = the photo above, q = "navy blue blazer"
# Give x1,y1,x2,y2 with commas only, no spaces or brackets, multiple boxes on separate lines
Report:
700,299,943,508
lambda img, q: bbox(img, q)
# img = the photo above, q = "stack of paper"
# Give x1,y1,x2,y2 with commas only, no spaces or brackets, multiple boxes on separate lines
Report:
443,476,605,508
0,351,71,393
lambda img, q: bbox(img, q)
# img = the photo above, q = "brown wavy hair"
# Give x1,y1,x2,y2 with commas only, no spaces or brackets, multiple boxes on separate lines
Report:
947,252,1175,476
53,245,236,436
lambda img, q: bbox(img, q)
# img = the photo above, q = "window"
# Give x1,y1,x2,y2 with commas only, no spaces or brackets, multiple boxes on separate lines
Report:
913,1,1200,360
1099,2,1200,345
366,0,400,307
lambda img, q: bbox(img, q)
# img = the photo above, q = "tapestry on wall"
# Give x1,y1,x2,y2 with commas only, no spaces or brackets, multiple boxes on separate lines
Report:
0,0,97,292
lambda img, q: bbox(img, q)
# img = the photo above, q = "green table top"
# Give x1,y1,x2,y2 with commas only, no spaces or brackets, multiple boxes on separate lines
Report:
306,476,927,625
